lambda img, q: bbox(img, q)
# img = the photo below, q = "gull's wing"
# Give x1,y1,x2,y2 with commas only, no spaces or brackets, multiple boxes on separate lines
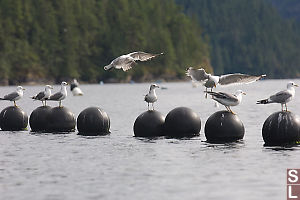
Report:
34,91,46,100
270,90,292,102
219,73,265,85
3,92,19,101
206,91,238,102
49,92,64,101
128,52,163,61
70,83,78,91
186,67,209,82
111,56,136,71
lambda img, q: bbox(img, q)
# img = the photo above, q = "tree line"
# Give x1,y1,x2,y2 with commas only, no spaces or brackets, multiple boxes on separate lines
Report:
176,0,300,78
0,0,210,85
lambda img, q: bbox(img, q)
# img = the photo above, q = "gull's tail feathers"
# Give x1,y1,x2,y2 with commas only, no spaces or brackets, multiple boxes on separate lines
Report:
256,99,270,104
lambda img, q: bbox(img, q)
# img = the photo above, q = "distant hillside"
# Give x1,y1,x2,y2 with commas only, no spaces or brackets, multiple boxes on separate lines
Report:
268,0,300,21
0,0,211,84
176,0,300,78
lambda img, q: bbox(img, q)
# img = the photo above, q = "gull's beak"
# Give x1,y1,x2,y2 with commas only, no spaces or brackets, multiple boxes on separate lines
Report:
243,92,246,95
23,88,26,90
214,83,217,88
294,84,299,87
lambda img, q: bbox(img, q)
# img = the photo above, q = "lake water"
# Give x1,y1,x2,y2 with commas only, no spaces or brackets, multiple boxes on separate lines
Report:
0,79,300,200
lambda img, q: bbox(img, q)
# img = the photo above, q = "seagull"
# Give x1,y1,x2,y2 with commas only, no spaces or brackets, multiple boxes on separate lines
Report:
186,67,265,98
0,86,25,107
48,82,68,107
31,85,53,106
104,51,163,71
144,84,159,110
205,90,246,114
70,79,83,96
257,82,298,112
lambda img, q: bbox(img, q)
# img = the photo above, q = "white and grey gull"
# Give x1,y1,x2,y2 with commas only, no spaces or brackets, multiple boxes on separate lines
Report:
31,85,53,106
70,79,83,96
257,82,298,112
0,86,25,107
48,82,68,107
205,90,246,114
144,84,159,110
186,67,265,97
104,51,163,71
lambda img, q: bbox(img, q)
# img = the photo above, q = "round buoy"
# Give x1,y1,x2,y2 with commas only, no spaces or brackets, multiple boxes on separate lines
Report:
47,107,76,133
164,107,201,137
134,110,165,137
29,106,52,132
262,111,300,146
0,106,28,131
205,111,244,142
77,107,110,136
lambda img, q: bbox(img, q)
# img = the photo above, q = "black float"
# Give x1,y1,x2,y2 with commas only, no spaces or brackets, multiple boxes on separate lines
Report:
46,107,76,132
262,111,300,146
77,107,110,136
134,110,165,137
164,107,201,137
205,111,244,143
29,106,52,132
0,106,28,131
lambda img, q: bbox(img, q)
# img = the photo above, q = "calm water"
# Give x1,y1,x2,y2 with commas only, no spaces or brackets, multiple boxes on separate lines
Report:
1,80,300,200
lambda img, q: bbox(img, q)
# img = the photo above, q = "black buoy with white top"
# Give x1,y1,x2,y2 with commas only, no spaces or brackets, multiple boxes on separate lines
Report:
77,107,110,136
262,111,300,146
164,107,201,137
134,110,165,137
0,106,28,131
205,111,244,143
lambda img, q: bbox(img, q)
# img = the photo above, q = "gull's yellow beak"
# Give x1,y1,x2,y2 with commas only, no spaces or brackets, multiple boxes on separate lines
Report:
214,83,217,88
294,84,299,87
243,92,246,95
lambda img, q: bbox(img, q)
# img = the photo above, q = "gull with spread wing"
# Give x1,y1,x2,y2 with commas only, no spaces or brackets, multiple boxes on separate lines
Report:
205,90,246,114
186,67,265,97
0,86,25,107
104,52,163,71
257,82,298,112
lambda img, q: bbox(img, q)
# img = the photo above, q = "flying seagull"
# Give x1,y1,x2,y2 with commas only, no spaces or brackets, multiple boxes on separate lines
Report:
104,51,163,71
257,82,298,112
0,86,25,107
186,67,265,97
144,84,159,110
31,85,53,106
70,79,83,96
205,90,246,114
48,82,68,107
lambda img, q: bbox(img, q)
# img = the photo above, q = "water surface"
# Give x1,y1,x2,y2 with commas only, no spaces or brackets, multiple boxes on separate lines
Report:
1,80,299,200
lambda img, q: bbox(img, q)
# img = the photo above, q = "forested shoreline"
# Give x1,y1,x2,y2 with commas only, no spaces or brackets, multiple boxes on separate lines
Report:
0,0,300,85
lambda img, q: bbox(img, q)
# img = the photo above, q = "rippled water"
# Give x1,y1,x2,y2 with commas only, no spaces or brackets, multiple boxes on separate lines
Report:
1,79,300,200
